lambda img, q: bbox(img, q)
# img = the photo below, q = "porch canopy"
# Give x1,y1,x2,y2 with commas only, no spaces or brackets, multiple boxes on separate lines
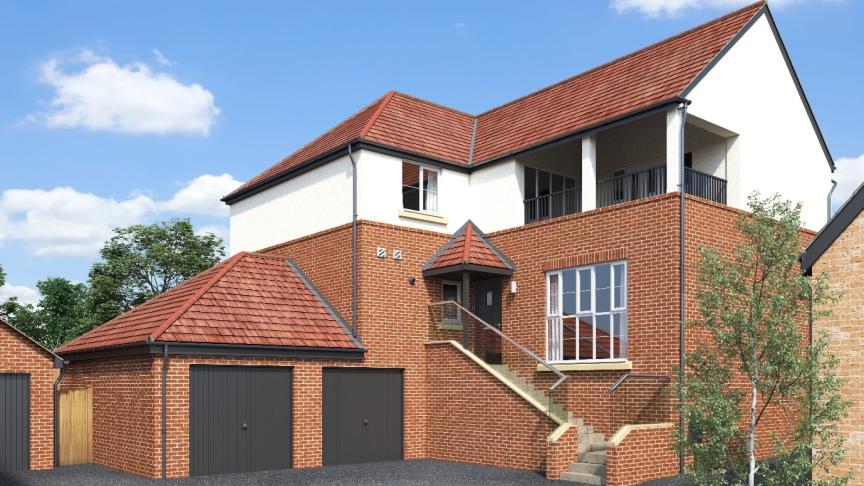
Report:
422,221,514,281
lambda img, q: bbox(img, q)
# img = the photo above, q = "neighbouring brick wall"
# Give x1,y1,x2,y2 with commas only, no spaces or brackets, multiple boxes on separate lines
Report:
425,342,559,472
812,208,864,484
0,323,57,470
61,356,160,478
606,423,678,486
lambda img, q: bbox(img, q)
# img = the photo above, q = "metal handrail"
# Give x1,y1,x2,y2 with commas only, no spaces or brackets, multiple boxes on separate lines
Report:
429,300,568,391
608,372,670,394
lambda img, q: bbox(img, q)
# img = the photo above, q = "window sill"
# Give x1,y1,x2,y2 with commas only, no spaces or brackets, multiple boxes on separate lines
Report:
536,361,633,372
399,209,448,225
438,322,464,331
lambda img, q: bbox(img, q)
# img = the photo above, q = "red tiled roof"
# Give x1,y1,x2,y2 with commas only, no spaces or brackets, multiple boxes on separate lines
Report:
424,222,513,273
56,253,360,354
226,2,764,201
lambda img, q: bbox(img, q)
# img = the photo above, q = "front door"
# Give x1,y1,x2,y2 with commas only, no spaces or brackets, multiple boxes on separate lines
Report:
474,279,502,364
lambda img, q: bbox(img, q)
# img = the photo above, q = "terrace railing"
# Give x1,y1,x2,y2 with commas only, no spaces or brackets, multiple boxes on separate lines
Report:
524,186,581,224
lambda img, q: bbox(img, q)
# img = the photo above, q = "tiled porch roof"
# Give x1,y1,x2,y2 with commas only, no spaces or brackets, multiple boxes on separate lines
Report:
226,2,766,202
423,221,514,276
56,252,361,355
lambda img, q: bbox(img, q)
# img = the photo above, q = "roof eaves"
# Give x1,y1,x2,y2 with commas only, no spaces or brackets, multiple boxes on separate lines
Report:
801,182,864,273
147,252,247,343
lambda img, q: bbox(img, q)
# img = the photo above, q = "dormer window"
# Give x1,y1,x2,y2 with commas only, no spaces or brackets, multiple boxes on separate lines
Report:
402,162,438,214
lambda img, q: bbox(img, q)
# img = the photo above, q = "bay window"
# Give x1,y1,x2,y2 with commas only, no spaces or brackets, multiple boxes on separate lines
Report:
546,261,627,362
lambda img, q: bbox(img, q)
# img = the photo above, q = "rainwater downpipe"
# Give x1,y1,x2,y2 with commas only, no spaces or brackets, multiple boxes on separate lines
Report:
162,343,168,480
827,179,837,222
677,100,689,475
347,144,358,337
52,364,66,468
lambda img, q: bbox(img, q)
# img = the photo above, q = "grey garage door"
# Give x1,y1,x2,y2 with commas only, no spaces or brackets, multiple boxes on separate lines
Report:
323,368,403,466
190,366,292,476
0,374,29,473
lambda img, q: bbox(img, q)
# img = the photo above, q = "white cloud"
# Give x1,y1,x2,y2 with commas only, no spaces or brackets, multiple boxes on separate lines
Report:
152,49,175,67
159,173,242,217
0,173,242,257
610,0,809,17
34,49,219,135
0,284,39,306
196,224,229,240
832,154,864,213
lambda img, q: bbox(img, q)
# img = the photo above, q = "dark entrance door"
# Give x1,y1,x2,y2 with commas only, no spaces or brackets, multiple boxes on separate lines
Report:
474,279,502,363
322,368,403,466
190,366,292,476
0,374,29,473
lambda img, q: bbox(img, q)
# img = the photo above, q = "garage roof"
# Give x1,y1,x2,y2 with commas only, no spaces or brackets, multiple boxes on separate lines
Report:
56,253,362,355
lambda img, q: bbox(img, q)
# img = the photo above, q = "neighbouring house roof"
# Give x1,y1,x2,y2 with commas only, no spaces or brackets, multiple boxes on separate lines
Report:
801,182,864,274
423,221,514,277
1,319,65,367
56,252,363,356
225,1,771,204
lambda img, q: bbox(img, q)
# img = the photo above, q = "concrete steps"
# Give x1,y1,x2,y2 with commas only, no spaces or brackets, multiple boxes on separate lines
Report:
487,364,571,424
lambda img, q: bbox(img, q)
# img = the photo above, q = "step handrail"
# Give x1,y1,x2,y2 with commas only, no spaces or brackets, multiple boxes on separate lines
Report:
608,372,670,394
428,300,568,391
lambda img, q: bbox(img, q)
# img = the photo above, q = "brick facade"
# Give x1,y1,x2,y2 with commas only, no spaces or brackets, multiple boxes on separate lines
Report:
606,424,678,486
0,322,58,471
58,193,811,481
812,208,864,484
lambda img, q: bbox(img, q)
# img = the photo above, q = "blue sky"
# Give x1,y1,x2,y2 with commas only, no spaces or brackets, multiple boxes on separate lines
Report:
1,0,862,304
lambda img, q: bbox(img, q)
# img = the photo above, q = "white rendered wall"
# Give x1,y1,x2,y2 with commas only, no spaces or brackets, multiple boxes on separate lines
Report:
686,13,832,229
469,159,525,232
355,149,471,233
229,155,353,254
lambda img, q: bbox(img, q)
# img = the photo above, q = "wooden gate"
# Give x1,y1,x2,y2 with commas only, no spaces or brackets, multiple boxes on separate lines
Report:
58,388,92,466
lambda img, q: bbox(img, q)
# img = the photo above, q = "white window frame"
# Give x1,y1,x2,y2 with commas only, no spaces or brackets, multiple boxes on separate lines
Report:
402,161,440,215
441,280,462,326
545,261,627,363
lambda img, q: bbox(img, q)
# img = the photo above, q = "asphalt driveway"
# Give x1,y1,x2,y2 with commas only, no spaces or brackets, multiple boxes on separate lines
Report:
0,460,564,486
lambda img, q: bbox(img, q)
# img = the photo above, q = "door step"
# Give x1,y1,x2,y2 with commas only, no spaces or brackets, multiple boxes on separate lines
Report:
560,449,607,484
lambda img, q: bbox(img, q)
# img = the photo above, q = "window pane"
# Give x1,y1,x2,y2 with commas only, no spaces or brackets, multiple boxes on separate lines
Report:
613,313,628,359
562,317,578,361
578,269,591,312
577,316,593,360
538,170,551,196
402,163,420,211
595,314,612,360
562,270,576,315
548,274,559,316
442,283,459,302
596,264,611,313
422,169,438,212
551,174,563,193
614,264,626,309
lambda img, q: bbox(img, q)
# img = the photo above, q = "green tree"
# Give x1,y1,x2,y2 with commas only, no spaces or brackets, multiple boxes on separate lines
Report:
87,219,224,328
2,277,88,349
680,193,849,486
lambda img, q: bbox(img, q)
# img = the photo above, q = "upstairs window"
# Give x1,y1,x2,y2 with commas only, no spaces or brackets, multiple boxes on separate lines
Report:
546,261,627,362
402,162,438,213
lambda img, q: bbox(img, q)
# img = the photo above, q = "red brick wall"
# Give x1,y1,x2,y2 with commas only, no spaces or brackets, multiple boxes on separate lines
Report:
425,342,558,472
60,356,160,478
0,323,57,470
488,194,681,435
606,424,678,486
546,422,580,480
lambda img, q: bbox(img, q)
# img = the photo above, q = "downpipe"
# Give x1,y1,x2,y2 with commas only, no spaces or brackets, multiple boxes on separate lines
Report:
53,364,66,467
677,100,689,475
162,344,169,480
347,144,359,337
827,179,837,222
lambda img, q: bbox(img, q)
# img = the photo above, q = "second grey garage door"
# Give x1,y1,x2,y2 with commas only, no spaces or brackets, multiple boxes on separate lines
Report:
190,366,292,476
323,368,403,465
0,374,29,473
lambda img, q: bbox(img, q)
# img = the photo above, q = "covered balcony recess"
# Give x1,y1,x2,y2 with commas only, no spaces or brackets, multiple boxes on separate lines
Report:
520,109,737,225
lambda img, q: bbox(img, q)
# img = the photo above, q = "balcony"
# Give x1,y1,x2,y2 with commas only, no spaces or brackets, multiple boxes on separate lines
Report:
524,167,727,224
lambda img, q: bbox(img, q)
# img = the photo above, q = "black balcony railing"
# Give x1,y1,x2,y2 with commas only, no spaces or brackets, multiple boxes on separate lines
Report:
524,186,581,224
524,166,726,224
685,167,727,205
597,166,666,208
